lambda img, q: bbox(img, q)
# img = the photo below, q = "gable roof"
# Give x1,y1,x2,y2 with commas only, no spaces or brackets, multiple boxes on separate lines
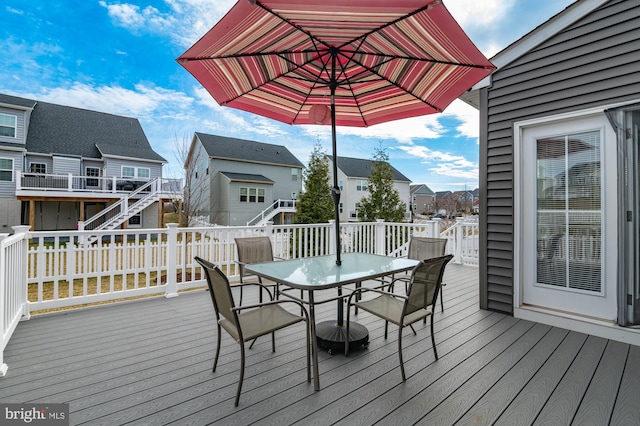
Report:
195,132,304,168
461,0,608,109
0,93,166,162
219,171,274,184
410,184,435,196
332,156,411,182
0,93,36,110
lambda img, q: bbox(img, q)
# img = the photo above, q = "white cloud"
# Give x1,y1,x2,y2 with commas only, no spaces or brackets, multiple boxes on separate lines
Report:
99,0,235,46
444,0,515,29
397,142,478,180
20,83,193,120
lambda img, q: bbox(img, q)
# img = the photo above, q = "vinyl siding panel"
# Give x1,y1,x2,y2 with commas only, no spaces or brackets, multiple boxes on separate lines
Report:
0,150,21,196
52,156,81,175
0,107,26,144
481,0,640,314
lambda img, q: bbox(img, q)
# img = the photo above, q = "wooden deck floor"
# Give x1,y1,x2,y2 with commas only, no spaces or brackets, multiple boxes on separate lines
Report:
1,264,639,425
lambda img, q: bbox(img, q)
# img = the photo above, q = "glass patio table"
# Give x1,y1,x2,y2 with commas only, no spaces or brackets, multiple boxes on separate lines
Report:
245,252,419,390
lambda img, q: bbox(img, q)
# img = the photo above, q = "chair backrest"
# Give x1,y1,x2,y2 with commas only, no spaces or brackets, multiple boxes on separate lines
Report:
407,237,447,261
405,255,453,315
194,256,238,326
235,236,274,278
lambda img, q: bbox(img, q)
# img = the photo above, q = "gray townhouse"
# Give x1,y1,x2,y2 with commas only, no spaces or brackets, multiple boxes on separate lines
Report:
0,93,175,232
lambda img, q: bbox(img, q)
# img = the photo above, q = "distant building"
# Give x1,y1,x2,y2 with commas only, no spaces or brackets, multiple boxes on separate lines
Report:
410,184,436,214
0,93,172,232
185,133,304,226
328,156,411,221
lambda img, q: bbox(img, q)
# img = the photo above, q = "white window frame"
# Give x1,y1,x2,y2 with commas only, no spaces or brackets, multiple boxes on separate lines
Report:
128,212,142,228
121,166,150,179
0,157,13,181
239,187,265,203
0,113,17,138
29,162,46,174
86,167,101,187
514,106,619,323
356,180,367,191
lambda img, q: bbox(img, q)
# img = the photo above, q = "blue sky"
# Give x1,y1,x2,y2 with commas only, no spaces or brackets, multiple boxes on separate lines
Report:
2,0,575,191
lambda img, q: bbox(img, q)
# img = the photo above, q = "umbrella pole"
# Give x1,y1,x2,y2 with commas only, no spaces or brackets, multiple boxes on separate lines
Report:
330,84,341,266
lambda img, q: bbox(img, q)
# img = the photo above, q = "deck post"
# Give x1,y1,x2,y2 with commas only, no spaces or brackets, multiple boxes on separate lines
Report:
165,223,179,298
375,219,386,255
328,220,336,255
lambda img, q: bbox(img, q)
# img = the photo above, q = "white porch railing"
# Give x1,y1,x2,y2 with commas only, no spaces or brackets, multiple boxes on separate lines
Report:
0,226,30,376
16,172,182,198
246,199,297,226
0,218,479,376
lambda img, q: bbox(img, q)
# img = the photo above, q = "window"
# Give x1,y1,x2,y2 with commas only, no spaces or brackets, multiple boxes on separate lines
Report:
86,167,100,187
339,203,343,213
339,180,343,191
536,131,601,293
291,168,299,181
356,180,367,191
239,187,265,203
29,163,46,174
0,158,13,181
128,213,142,228
0,114,16,138
122,166,150,179
122,166,135,178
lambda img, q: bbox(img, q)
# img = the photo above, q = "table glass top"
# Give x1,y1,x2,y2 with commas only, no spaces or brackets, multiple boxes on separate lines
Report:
245,252,419,289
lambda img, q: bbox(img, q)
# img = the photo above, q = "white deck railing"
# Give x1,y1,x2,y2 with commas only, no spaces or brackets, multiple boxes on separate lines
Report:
0,218,479,376
0,226,30,376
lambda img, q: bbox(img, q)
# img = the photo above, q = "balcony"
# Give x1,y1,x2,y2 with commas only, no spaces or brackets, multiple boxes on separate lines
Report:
15,171,182,200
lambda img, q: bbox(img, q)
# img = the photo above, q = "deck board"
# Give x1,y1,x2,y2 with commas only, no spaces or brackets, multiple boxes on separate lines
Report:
1,263,638,426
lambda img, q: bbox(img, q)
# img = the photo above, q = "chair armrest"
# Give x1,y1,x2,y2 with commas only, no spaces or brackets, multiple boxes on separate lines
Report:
346,286,408,306
233,299,309,319
234,282,275,300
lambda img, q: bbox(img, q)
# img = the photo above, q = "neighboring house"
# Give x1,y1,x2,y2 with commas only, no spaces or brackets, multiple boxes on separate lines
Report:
434,190,455,215
329,156,411,222
463,0,640,343
186,133,304,226
410,184,436,215
452,190,475,214
0,93,174,232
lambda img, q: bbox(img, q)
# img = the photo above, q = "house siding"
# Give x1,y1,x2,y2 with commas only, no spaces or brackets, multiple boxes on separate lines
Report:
105,158,162,179
0,107,26,144
481,0,640,314
0,150,22,197
52,156,81,175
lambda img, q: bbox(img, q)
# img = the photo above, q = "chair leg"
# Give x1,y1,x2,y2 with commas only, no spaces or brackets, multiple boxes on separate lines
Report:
272,332,276,352
409,324,417,335
213,324,221,372
440,283,445,312
235,343,246,407
384,321,389,339
345,303,351,356
398,327,406,381
305,320,311,382
430,314,438,360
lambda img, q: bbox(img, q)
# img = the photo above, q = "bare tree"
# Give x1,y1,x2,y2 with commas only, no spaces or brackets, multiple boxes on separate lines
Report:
173,133,208,226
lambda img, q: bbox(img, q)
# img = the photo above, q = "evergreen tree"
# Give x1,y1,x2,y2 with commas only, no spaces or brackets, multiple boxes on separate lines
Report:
295,143,334,224
359,147,405,222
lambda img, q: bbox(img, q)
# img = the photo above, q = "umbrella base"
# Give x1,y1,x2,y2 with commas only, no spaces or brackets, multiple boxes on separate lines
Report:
316,320,368,354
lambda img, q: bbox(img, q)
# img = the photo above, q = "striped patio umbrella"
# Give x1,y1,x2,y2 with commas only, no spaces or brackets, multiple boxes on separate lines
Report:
177,0,495,265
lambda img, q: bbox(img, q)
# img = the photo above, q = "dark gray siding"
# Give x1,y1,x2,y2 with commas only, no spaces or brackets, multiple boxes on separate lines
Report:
481,0,640,314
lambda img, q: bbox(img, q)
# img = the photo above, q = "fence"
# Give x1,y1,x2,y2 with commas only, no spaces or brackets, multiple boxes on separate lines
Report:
0,218,478,376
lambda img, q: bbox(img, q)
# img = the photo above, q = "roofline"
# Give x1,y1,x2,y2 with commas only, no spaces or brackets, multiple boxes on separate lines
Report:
466,0,608,95
0,145,26,153
209,155,304,169
100,153,167,164
0,101,35,111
